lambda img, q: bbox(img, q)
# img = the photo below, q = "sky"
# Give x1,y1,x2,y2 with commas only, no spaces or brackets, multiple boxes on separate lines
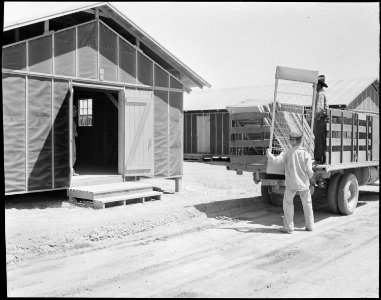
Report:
3,2,380,90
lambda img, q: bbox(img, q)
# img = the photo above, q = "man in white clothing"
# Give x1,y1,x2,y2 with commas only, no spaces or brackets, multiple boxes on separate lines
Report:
266,131,315,233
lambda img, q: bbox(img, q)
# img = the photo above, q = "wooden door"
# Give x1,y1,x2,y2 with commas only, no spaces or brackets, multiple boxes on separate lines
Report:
196,114,210,153
122,89,154,177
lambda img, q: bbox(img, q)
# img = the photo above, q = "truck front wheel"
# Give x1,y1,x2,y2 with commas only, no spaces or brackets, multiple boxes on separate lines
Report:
337,173,359,215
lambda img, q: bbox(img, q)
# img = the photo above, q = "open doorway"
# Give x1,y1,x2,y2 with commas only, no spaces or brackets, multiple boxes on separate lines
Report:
72,86,119,176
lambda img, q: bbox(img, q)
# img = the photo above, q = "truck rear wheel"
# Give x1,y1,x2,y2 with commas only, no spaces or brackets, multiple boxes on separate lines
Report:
337,173,359,215
327,173,342,214
261,184,271,202
261,185,283,206
269,193,284,206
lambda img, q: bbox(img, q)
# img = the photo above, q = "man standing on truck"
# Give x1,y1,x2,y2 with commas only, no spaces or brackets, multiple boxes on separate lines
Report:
266,131,315,233
313,75,329,164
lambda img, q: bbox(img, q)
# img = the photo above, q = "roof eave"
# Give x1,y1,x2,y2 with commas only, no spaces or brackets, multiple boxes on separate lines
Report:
4,1,211,90
103,3,211,89
4,2,105,31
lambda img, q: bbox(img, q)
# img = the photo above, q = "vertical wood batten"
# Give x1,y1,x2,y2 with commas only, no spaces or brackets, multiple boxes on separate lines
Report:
52,32,55,75
190,112,192,155
69,82,73,183
328,110,332,165
356,114,359,161
75,27,78,78
25,39,29,191
97,20,100,81
44,20,49,33
229,114,232,155
25,75,29,192
365,116,369,161
116,37,119,82
51,78,54,189
215,113,218,155
135,48,138,85
370,116,373,161
351,113,354,162
167,91,170,177
340,111,344,163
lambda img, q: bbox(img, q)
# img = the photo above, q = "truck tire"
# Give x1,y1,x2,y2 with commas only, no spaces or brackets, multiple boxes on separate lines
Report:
269,193,284,207
327,173,342,214
261,184,271,202
261,185,283,206
337,173,359,215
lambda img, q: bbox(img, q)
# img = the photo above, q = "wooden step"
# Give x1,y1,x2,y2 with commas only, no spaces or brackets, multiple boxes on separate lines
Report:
67,182,155,200
67,181,163,209
93,191,163,209
70,175,123,187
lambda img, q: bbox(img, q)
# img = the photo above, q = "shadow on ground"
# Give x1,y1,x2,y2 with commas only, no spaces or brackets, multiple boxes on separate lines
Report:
193,188,378,234
5,190,68,209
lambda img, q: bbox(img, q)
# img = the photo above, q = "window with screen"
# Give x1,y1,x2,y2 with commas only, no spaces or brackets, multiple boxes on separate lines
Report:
78,99,93,127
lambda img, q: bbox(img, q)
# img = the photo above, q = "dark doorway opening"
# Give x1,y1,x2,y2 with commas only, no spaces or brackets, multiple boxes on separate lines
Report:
72,86,119,176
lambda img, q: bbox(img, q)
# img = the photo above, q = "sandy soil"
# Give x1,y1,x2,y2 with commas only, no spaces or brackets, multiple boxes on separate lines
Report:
5,161,379,297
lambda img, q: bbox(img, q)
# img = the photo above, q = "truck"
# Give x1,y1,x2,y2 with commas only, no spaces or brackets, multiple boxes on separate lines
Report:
226,66,379,215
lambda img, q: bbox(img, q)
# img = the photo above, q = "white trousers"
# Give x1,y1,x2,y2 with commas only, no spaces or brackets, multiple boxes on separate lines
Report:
283,188,314,232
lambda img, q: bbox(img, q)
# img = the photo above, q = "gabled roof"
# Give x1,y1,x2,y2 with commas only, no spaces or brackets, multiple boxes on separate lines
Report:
183,84,274,111
3,2,211,90
326,77,378,106
184,77,379,111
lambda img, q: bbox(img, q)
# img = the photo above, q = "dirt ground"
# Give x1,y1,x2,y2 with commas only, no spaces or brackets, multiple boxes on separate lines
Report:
5,161,380,297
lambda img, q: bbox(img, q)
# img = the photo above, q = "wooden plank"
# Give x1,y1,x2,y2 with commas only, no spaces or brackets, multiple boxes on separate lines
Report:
372,115,379,161
315,160,379,172
231,112,270,121
330,152,341,164
328,123,368,133
275,66,318,83
330,109,343,117
342,110,354,118
340,111,344,163
351,113,355,162
230,140,270,148
327,138,368,147
357,112,368,120
229,155,267,165
94,191,162,204
328,109,332,164
356,113,360,161
358,151,367,162
342,151,352,163
366,116,369,160
230,125,271,134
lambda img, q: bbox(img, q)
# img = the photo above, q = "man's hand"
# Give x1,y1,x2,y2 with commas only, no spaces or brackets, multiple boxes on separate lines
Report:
266,148,271,157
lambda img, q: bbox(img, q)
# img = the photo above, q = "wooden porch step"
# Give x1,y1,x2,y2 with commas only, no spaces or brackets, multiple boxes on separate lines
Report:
68,182,154,200
93,191,163,209
70,175,123,187
67,181,163,209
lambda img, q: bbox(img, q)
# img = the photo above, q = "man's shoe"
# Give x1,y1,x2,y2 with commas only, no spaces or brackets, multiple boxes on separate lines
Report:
279,228,293,234
73,172,79,176
305,227,313,231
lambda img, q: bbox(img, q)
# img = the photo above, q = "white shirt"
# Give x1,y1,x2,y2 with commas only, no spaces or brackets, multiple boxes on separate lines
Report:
268,145,314,191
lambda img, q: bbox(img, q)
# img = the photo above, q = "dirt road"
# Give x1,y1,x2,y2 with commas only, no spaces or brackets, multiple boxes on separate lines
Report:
5,161,379,297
